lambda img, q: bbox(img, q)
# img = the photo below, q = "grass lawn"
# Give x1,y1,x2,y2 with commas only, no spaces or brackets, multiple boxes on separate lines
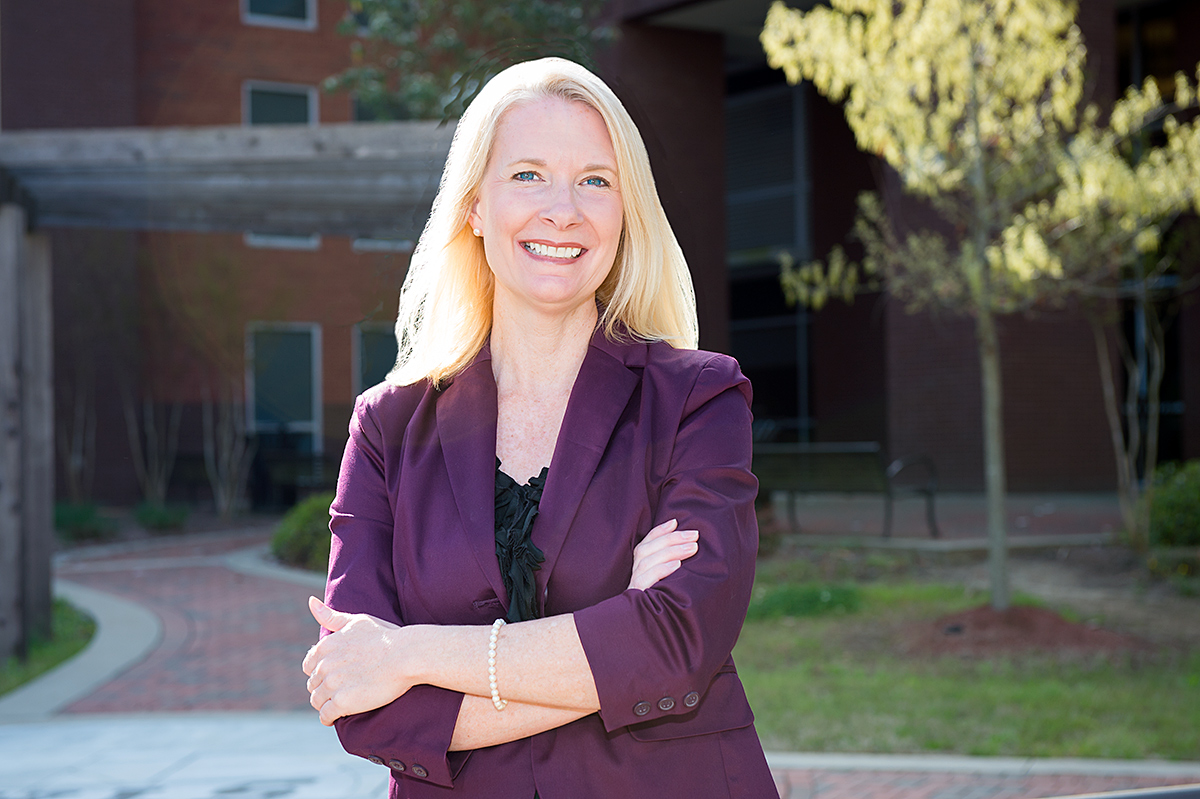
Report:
735,578,1200,761
0,599,96,697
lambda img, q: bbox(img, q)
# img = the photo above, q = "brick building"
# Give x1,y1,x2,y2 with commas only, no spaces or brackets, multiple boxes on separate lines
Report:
0,0,1196,508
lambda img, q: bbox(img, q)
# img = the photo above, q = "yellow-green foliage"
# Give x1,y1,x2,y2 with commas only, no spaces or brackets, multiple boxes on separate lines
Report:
762,0,1200,314
271,492,336,573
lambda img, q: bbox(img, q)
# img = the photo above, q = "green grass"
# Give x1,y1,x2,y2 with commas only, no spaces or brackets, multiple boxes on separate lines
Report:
734,580,1200,761
0,599,96,697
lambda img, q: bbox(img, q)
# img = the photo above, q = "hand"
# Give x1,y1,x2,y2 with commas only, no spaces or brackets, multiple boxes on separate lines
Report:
628,518,699,591
302,597,414,726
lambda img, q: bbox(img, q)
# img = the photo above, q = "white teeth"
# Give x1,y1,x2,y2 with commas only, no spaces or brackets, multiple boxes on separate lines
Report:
524,242,582,259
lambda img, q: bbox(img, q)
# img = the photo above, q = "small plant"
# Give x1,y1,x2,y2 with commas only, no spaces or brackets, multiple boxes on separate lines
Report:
1150,460,1200,547
745,583,861,621
271,492,336,572
134,502,190,533
53,503,118,543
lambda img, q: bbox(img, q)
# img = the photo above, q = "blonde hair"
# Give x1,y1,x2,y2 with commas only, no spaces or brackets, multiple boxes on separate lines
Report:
388,57,698,387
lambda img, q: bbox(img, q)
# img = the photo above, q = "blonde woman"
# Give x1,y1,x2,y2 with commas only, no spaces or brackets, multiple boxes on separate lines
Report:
302,58,774,798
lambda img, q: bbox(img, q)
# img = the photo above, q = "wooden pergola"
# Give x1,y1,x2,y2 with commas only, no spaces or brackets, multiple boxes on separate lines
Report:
0,121,454,659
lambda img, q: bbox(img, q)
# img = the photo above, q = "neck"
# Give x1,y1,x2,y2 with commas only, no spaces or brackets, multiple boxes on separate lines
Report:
490,297,598,392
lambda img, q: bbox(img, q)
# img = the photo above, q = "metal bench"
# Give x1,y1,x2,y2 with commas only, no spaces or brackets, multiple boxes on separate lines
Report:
751,442,939,538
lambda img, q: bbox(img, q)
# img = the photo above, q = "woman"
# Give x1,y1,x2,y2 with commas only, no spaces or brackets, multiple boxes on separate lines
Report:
302,58,775,798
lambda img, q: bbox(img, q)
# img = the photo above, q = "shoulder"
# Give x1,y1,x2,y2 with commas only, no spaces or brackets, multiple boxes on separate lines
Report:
352,379,434,439
641,342,751,408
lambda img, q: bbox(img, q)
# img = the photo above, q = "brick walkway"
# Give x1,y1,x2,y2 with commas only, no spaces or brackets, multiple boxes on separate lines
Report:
57,531,316,713
52,530,1200,799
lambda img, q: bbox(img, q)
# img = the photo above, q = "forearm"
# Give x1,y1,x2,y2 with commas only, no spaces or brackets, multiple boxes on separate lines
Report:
449,695,590,751
411,613,600,713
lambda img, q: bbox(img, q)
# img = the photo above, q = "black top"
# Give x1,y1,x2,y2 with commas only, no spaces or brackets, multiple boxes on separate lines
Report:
494,459,548,623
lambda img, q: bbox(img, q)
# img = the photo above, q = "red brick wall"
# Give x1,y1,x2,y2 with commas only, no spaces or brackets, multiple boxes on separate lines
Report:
135,0,355,126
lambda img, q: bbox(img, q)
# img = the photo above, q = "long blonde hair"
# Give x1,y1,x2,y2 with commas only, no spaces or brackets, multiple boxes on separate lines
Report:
388,57,698,387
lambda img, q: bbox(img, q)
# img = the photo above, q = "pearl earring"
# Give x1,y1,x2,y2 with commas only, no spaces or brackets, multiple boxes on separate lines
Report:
473,228,481,237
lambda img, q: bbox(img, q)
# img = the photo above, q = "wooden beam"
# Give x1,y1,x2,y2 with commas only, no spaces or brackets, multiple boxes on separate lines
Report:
0,204,24,660
21,230,53,642
0,122,455,238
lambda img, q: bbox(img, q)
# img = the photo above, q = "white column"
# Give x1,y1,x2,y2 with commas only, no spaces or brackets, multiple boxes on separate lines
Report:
21,229,53,640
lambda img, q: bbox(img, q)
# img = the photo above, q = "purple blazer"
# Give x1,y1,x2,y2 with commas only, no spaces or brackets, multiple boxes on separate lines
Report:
325,328,776,798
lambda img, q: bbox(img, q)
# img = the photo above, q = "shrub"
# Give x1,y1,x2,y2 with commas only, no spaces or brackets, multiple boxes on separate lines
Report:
272,492,336,572
1151,460,1200,547
54,503,117,543
135,502,189,532
745,583,861,621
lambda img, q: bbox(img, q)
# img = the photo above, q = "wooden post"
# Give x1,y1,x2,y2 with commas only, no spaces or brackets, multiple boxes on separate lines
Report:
0,204,24,660
21,229,53,642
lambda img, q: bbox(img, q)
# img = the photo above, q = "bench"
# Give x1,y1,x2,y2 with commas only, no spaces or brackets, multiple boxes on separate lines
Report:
751,442,940,538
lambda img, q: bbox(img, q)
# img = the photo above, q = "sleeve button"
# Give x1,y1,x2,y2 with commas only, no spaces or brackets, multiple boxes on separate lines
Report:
683,691,700,707
411,764,429,779
657,697,675,711
387,759,406,772
633,701,652,716
366,755,384,766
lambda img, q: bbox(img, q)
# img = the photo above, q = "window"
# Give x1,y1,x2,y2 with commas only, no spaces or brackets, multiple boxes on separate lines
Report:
242,0,317,31
353,322,398,396
725,77,813,441
246,323,323,454
351,237,413,253
244,82,317,126
244,232,322,250
244,82,320,248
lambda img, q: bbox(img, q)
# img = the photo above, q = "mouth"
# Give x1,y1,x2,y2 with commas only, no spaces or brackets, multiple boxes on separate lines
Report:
522,241,585,260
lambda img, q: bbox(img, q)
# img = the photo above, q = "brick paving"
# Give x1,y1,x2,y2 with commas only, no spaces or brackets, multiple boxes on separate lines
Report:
57,531,317,713
51,526,1200,799
773,770,1200,799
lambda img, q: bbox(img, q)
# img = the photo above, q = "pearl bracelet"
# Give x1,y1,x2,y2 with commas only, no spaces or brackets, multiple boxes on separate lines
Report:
488,618,507,711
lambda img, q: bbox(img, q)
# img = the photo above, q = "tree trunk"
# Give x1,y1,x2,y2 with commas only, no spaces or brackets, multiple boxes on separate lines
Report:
1090,315,1137,535
977,304,1010,610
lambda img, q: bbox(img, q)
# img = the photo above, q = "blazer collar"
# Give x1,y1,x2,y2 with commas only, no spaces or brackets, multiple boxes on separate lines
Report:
436,328,645,614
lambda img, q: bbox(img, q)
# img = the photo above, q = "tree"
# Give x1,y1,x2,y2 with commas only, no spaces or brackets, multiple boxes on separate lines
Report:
761,0,1200,608
326,0,613,120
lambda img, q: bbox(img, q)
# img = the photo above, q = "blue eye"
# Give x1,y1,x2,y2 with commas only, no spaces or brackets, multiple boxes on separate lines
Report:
514,170,538,181
583,176,610,187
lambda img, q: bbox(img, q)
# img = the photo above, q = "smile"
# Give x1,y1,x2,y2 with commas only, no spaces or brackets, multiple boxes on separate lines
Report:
523,241,584,259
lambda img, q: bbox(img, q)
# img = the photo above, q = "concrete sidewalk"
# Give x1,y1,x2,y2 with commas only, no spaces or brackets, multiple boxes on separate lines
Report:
0,520,1196,799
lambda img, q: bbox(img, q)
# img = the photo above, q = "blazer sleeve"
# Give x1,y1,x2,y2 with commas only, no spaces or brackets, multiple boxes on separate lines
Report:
572,354,759,732
324,392,470,788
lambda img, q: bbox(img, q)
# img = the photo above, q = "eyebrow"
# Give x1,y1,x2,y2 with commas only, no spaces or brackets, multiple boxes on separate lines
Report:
506,158,617,173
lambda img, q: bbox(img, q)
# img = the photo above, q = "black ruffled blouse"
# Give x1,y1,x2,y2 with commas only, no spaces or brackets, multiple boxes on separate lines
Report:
494,459,548,623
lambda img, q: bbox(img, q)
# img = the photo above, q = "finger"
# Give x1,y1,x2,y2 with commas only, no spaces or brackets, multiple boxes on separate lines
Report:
635,528,699,560
301,644,319,676
319,698,342,726
640,519,678,545
309,596,352,632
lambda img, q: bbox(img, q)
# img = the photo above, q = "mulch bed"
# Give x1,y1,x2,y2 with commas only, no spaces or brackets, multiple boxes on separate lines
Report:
901,605,1152,658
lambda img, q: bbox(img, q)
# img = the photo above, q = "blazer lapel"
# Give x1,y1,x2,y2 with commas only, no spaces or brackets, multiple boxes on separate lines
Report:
535,331,642,603
436,347,508,607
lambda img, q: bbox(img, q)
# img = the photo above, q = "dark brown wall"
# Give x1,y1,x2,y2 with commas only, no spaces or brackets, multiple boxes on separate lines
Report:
806,84,887,444
0,0,137,129
602,23,729,352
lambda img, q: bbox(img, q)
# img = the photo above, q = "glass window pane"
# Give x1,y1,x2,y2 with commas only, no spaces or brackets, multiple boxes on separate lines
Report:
253,329,313,427
360,327,398,392
248,0,308,21
249,88,311,125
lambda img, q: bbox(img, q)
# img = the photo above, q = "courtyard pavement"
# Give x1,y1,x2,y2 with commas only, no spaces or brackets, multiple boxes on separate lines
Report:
0,496,1197,799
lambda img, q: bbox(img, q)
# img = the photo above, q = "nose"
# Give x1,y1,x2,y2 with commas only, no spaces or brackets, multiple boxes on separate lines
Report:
539,182,584,229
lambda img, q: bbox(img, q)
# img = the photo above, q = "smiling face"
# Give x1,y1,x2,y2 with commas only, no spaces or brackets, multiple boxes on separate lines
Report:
468,96,624,319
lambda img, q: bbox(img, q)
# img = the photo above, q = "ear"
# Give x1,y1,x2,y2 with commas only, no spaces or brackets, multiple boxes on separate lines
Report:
467,198,482,236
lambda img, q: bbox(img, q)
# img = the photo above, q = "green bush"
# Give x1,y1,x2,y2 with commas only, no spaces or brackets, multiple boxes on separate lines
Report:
54,503,117,542
135,502,189,532
1151,460,1200,547
271,492,336,572
745,583,861,621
